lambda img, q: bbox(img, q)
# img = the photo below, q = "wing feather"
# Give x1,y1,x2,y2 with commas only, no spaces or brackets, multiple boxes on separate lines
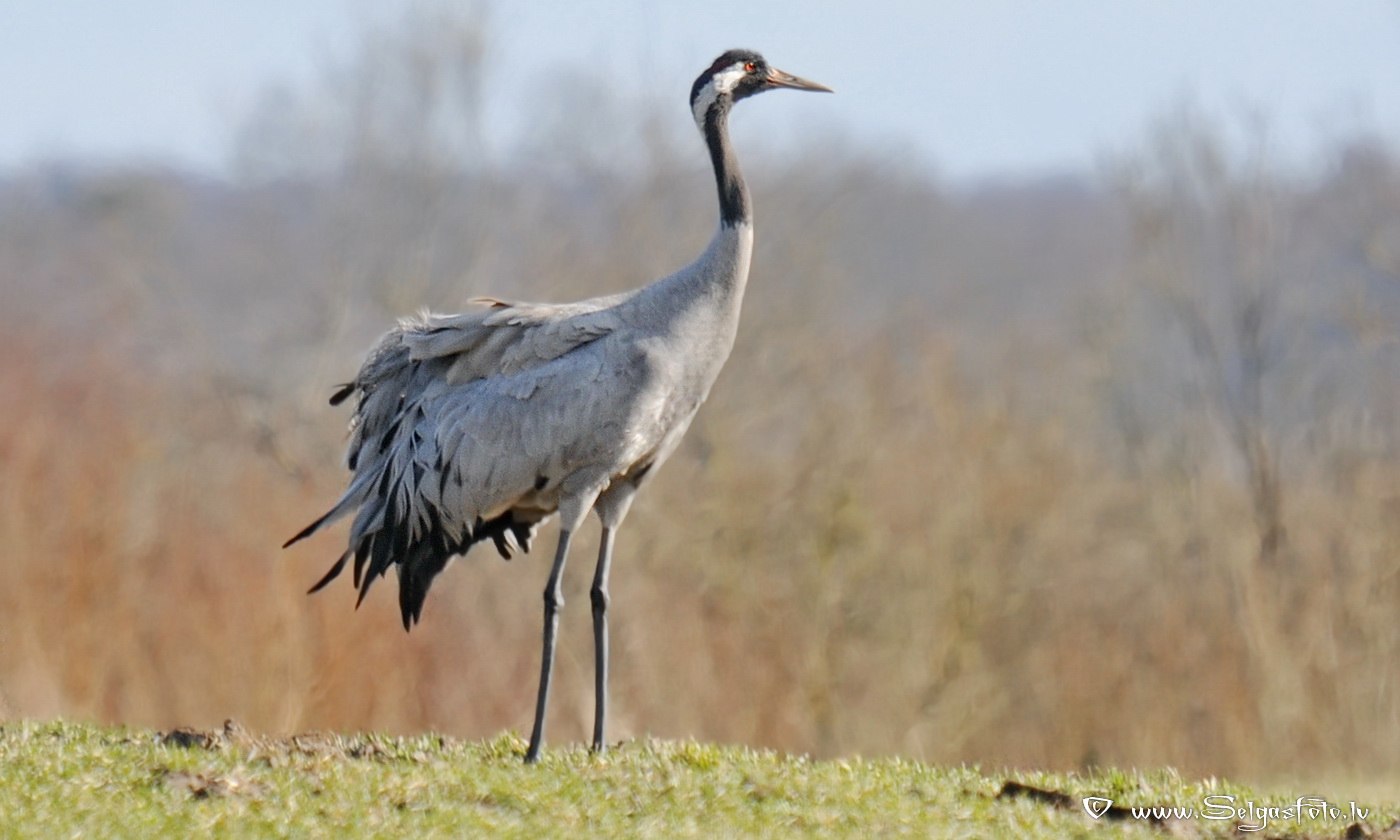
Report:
285,293,627,628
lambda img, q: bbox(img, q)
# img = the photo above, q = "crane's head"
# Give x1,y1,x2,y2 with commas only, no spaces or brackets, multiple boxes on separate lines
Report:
690,49,831,132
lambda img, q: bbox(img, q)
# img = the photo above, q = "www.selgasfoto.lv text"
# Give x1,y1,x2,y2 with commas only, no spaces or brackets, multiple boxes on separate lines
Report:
1090,795,1370,832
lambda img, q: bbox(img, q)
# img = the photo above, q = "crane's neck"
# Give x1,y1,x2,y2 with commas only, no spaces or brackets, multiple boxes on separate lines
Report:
625,96,753,350
703,100,749,228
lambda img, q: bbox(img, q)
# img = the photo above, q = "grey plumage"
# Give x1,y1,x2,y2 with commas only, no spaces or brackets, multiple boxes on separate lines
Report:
289,230,746,620
286,49,830,762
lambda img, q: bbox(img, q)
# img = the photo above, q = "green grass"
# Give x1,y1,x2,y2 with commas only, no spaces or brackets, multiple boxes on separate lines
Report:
0,721,1392,838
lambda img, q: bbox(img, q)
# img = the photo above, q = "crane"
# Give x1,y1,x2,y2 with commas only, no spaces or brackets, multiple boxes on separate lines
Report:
285,49,831,763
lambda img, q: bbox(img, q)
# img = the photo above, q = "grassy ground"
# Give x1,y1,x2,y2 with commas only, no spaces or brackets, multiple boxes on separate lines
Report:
0,721,1394,839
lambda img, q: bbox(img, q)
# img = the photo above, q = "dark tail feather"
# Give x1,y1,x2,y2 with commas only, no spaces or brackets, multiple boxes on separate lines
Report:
329,382,356,406
351,533,373,590
306,508,542,631
307,550,352,594
398,540,453,632
286,466,382,550
355,534,382,609
512,520,536,553
283,507,336,549
476,515,539,560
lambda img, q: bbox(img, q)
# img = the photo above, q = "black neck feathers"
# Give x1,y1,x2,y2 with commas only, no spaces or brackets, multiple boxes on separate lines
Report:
703,99,749,227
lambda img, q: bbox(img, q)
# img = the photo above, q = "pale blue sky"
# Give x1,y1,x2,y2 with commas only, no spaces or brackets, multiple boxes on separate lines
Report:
2,1,1397,180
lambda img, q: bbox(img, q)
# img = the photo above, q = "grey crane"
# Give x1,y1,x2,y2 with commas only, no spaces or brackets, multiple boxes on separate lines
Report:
285,49,830,763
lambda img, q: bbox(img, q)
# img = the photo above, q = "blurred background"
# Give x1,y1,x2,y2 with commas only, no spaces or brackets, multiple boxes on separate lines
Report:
1,1,1398,784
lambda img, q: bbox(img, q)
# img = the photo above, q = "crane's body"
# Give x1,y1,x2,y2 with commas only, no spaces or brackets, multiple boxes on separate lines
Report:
286,50,829,762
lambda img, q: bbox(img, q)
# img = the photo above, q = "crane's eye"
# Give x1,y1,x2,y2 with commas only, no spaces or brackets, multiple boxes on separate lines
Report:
744,62,756,73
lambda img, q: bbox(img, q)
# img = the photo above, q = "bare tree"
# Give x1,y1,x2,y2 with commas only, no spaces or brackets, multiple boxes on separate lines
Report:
233,4,489,180
1110,109,1295,572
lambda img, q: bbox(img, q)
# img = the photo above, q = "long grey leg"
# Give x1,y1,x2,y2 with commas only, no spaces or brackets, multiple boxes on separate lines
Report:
525,528,574,763
590,527,616,753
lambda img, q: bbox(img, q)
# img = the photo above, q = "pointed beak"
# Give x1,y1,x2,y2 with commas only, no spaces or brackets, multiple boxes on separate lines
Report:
765,67,833,93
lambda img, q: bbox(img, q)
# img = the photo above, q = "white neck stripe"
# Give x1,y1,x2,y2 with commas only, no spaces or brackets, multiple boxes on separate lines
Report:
691,63,747,131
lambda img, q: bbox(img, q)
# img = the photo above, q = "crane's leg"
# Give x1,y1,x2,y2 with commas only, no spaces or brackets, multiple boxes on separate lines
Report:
525,528,574,763
589,527,615,753
588,480,638,756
